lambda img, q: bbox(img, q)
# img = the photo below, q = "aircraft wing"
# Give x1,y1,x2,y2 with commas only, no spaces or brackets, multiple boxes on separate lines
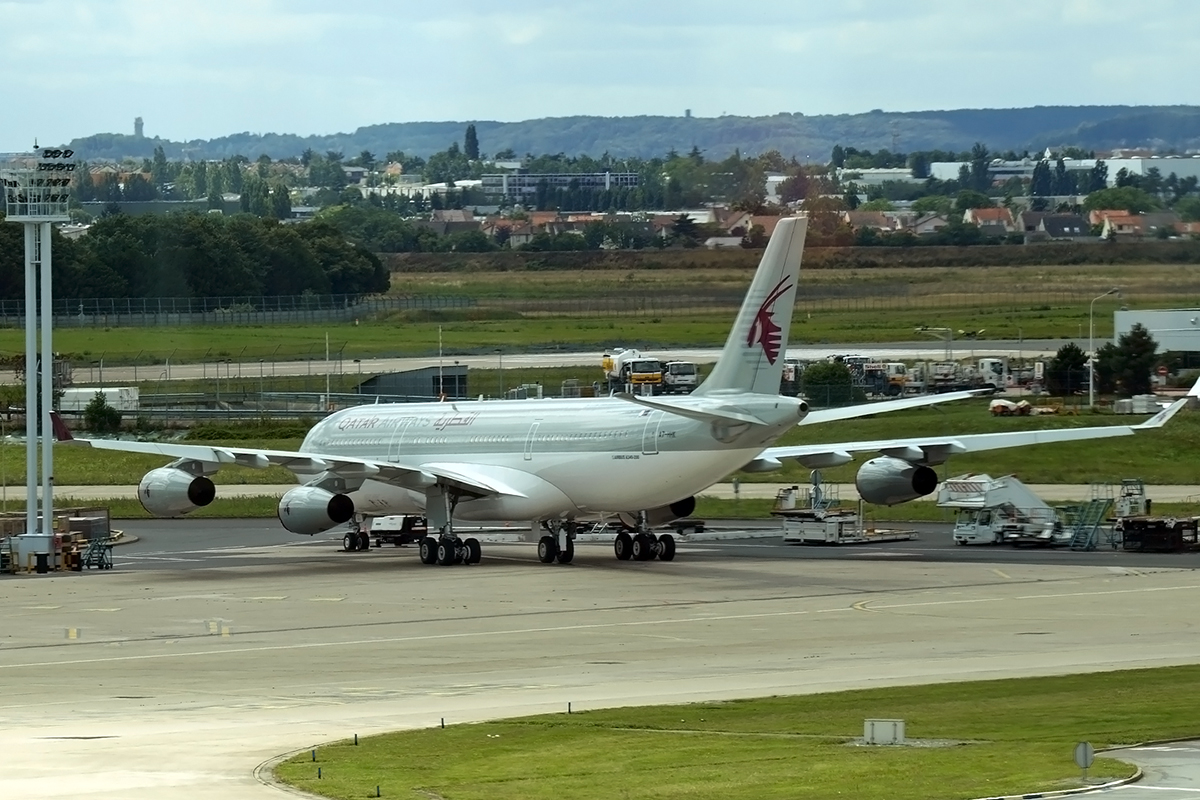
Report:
758,398,1185,468
53,422,511,498
798,390,982,425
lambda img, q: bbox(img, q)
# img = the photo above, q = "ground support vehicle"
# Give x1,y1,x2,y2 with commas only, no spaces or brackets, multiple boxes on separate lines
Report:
938,473,1061,545
661,361,699,394
343,515,429,551
1113,516,1199,552
778,507,917,545
602,348,663,394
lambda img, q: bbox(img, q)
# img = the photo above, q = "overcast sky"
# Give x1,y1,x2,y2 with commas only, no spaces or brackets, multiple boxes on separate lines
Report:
1,0,1197,151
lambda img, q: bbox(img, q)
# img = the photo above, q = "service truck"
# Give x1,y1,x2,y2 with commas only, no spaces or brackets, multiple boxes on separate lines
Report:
602,348,663,393
661,361,699,393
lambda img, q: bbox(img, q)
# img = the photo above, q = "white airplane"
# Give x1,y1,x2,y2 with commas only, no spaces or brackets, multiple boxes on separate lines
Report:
57,216,1185,566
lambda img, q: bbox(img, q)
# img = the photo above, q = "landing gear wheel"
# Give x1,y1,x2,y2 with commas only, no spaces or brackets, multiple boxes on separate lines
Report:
357,531,370,551
538,535,559,564
419,537,438,564
632,533,656,561
556,538,575,564
343,532,356,552
436,539,456,566
463,537,482,565
614,531,634,561
657,533,676,561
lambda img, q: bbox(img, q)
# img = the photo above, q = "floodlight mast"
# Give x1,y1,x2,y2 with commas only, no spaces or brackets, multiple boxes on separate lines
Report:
2,146,74,561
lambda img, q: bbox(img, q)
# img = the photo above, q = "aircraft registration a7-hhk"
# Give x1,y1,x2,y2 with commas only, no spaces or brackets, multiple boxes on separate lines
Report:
62,216,1184,566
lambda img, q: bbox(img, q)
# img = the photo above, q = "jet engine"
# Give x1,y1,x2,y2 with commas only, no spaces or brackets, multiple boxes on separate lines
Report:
855,456,938,506
277,486,355,535
617,496,696,529
138,467,216,517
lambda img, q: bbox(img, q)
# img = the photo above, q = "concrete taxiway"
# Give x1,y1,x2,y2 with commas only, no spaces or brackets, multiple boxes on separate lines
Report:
2,523,1199,800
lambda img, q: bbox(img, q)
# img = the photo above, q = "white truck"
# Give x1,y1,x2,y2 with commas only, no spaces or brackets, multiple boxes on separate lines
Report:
938,473,1061,545
661,361,698,393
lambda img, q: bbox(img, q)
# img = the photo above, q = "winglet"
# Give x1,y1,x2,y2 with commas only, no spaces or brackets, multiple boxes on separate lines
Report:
1188,374,1200,398
1135,398,1186,429
49,412,74,442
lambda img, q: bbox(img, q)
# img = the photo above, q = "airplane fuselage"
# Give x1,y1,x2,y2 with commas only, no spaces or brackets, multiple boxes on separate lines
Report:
300,394,805,521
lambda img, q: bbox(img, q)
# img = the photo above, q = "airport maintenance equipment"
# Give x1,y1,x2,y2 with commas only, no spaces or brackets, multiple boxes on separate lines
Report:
1113,516,1198,552
777,503,917,545
938,474,1060,545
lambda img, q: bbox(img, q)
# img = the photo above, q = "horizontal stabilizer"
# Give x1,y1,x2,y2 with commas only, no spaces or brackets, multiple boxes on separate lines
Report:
616,393,766,426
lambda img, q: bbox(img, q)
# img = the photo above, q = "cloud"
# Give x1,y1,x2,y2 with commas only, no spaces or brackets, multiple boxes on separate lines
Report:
1,0,1198,150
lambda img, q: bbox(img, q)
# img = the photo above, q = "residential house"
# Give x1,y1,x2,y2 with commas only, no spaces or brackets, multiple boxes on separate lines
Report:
1019,211,1092,242
1101,211,1183,240
1142,211,1183,236
342,165,367,184
843,211,895,231
1100,214,1144,239
1176,221,1200,237
962,207,1016,231
912,213,950,236
1088,209,1127,227
747,215,787,238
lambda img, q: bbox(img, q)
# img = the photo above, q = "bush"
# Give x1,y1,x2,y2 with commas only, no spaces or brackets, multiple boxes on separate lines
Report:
83,392,122,433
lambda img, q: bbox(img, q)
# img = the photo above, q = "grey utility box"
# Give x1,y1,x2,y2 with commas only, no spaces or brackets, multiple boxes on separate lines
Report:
864,718,905,744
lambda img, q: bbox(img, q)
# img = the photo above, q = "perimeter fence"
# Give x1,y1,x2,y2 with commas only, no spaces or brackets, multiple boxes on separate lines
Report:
0,286,1158,328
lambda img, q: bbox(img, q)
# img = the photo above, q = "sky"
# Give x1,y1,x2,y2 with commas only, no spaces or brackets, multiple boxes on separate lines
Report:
1,0,1198,151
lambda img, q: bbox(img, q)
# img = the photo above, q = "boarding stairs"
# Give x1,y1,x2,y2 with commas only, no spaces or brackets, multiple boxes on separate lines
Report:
81,533,114,570
1067,484,1114,551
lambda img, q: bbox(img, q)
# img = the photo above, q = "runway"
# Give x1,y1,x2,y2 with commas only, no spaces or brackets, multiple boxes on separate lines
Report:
2,522,1199,800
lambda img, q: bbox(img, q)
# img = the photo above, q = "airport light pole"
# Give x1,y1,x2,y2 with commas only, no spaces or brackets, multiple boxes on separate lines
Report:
1089,288,1119,409
495,349,504,399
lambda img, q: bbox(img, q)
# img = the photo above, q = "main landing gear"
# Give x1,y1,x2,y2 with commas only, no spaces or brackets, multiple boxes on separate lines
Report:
418,535,482,566
613,530,676,562
538,520,578,564
416,483,482,566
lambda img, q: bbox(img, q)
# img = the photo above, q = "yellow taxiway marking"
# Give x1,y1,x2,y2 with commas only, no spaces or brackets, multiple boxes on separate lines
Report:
309,597,345,602
23,606,62,610
991,569,1013,580
851,601,877,613
247,596,288,601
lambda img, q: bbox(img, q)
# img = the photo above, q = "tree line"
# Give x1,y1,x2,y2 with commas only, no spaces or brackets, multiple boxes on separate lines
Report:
0,212,389,301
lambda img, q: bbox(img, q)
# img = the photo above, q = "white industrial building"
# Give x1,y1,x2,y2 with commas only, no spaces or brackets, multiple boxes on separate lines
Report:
1114,308,1200,353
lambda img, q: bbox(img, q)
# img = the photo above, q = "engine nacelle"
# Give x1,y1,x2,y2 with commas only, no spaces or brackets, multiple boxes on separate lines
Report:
617,496,696,529
277,486,355,535
855,456,939,506
138,467,216,517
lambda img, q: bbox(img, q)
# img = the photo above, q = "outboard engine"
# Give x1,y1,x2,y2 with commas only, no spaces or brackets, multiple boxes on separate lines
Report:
855,457,938,506
138,467,216,516
617,496,696,529
277,486,355,535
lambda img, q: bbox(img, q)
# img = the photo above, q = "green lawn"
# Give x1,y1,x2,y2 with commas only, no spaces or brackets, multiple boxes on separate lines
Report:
275,664,1200,800
0,301,1127,365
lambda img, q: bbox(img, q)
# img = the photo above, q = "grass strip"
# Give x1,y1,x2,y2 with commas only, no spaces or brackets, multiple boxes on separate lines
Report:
275,664,1200,800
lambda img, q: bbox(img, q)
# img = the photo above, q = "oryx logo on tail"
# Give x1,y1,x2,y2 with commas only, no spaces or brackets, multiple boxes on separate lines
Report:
746,277,794,364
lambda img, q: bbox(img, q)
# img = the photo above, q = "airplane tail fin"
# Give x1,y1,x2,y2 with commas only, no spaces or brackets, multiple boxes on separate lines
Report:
693,215,807,396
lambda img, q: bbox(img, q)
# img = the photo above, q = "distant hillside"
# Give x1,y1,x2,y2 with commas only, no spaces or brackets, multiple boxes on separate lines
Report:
65,105,1200,162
